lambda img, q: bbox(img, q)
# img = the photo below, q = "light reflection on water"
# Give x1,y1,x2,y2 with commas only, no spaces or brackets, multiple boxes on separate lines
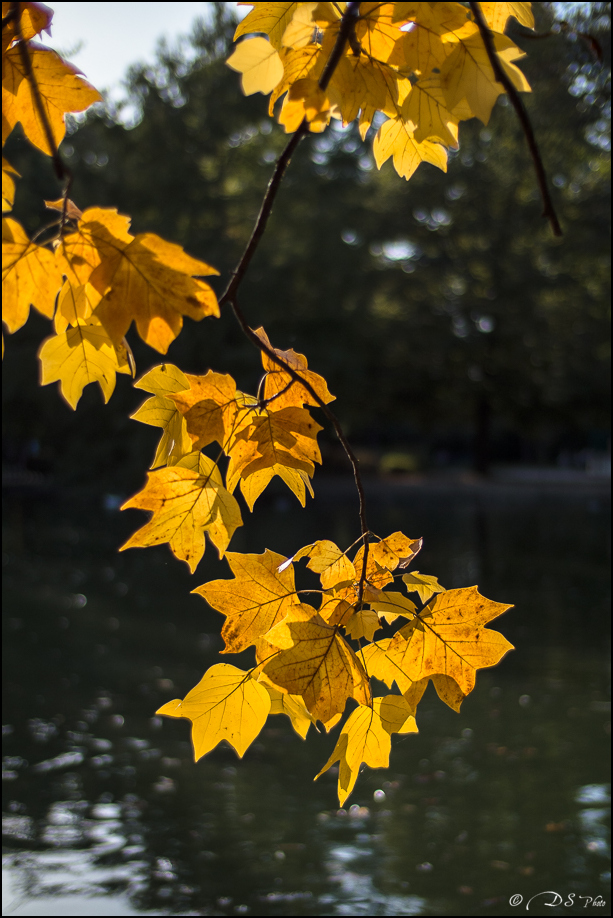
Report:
2,482,611,915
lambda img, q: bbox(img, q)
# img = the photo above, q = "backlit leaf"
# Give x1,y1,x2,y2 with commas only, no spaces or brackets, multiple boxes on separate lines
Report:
226,37,284,96
263,604,371,724
2,216,61,332
402,571,445,603
195,549,300,654
388,586,514,696
440,24,531,125
38,315,132,409
374,115,448,181
120,457,242,572
157,663,271,759
316,694,418,805
259,674,314,739
57,208,220,354
255,326,335,409
2,43,101,154
235,2,301,50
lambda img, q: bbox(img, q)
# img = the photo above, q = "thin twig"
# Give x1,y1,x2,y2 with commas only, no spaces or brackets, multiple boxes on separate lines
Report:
469,0,562,237
229,296,370,605
10,2,73,233
221,2,371,605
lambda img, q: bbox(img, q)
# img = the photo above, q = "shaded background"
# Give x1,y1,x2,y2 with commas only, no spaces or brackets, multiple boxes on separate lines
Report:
2,2,610,488
2,2,611,916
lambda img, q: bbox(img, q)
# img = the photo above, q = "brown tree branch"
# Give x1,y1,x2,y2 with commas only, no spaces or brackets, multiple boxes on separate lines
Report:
221,2,371,605
469,1,562,237
10,2,73,233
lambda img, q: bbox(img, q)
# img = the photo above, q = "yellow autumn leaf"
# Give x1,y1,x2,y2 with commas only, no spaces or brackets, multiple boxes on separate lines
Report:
226,404,322,496
2,44,101,154
157,663,271,760
396,2,471,76
388,586,514,696
360,638,429,704
2,216,62,333
281,2,319,49
57,208,220,354
401,77,468,147
194,549,300,654
440,24,531,124
269,44,324,114
367,589,417,624
235,2,301,50
355,2,407,63
295,539,356,590
259,674,315,739
239,464,313,511
53,280,100,334
171,371,241,452
131,364,192,467
329,53,398,127
263,604,371,724
402,571,445,603
131,396,193,468
120,457,242,573
2,1,53,49
370,531,423,571
134,363,190,397
316,694,418,805
2,158,19,213
226,37,284,96
374,115,448,181
278,78,332,133
344,608,381,642
255,326,335,410
479,2,535,34
38,315,132,409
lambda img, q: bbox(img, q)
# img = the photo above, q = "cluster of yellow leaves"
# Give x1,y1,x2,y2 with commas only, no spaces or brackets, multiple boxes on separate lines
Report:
121,330,334,571
2,3,219,398
158,529,513,804
227,1,534,180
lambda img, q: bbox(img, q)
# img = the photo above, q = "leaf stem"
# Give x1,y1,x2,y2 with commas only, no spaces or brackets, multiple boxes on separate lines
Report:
468,1,562,237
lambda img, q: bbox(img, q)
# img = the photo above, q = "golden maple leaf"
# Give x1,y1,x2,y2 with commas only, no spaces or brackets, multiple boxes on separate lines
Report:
171,370,241,452
2,44,101,154
316,694,418,805
479,2,535,34
258,673,315,739
2,216,62,333
235,2,302,50
440,23,531,125
38,315,132,409
226,36,284,96
120,454,242,573
388,586,514,696
1,1,53,49
131,364,193,468
2,158,19,213
255,328,336,410
157,663,271,759
402,571,446,603
195,549,300,654
374,115,448,181
263,603,371,724
56,207,220,354
291,539,356,590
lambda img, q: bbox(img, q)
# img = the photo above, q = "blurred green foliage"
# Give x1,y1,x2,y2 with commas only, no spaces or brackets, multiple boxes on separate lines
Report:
2,2,610,487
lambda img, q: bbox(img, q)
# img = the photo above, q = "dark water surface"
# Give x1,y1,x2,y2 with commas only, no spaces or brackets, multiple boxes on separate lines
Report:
2,479,611,916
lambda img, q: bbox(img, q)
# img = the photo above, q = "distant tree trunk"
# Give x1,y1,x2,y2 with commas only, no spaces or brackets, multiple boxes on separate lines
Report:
473,392,491,475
